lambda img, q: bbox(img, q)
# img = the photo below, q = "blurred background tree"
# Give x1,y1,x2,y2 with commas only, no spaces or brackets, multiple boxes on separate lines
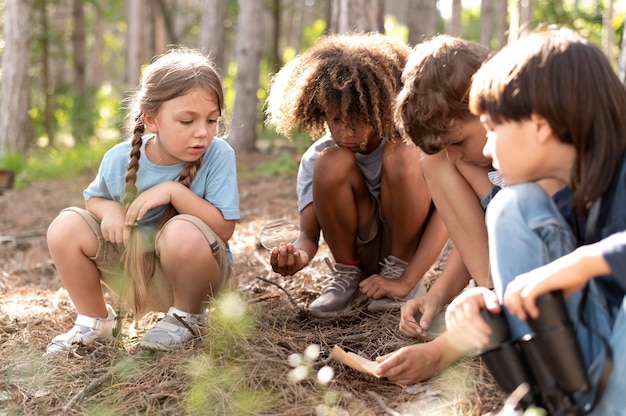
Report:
0,0,624,171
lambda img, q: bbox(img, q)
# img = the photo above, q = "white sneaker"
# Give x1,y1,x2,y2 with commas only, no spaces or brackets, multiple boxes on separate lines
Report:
46,304,116,354
368,255,427,312
140,308,205,351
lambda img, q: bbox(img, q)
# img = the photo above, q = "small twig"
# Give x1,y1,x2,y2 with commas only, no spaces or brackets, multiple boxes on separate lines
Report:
367,390,401,416
253,251,300,308
255,275,299,308
62,371,112,413
172,313,199,338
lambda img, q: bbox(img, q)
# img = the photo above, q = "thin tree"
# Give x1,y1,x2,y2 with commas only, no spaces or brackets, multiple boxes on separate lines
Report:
494,0,508,50
229,0,264,152
0,0,34,156
72,0,93,142
200,0,228,76
407,0,438,46
330,0,384,34
480,0,494,47
126,0,146,87
602,0,615,59
618,26,626,85
508,0,527,42
448,0,462,37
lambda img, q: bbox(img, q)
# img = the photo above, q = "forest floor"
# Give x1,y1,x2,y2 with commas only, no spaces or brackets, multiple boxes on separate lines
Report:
0,150,503,415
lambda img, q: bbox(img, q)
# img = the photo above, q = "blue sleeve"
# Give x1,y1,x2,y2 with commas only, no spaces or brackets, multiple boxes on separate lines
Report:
194,138,240,221
599,229,626,292
83,143,129,204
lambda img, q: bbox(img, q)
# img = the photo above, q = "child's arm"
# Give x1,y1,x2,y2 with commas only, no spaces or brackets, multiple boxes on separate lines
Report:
399,247,473,338
423,153,492,287
124,181,236,242
270,203,320,276
504,243,613,320
86,197,128,245
359,210,449,299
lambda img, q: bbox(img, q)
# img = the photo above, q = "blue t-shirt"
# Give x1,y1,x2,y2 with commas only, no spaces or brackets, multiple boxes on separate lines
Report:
84,134,240,237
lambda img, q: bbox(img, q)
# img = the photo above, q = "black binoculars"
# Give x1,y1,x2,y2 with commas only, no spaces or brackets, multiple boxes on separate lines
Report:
478,291,589,415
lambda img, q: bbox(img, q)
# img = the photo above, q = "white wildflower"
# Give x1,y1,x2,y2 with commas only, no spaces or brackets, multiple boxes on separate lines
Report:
317,366,334,385
304,343,321,361
287,365,309,383
288,353,302,368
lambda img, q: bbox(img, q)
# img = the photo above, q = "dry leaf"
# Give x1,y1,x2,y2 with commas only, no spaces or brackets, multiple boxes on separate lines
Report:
331,345,380,378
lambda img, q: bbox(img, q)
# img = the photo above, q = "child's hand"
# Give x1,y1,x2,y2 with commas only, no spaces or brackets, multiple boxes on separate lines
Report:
373,342,445,385
270,243,308,276
399,294,443,339
125,182,176,226
503,246,606,320
100,206,129,245
359,274,412,300
445,287,500,350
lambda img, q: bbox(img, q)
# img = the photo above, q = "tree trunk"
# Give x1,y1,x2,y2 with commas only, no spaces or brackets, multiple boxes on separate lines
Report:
330,0,384,34
229,0,264,152
519,0,533,38
618,26,626,85
127,0,146,87
38,0,56,146
494,0,508,50
90,6,105,86
480,0,494,47
0,0,34,156
448,0,462,37
200,0,228,76
269,0,281,73
602,0,615,59
152,0,167,55
407,0,438,46
72,0,92,142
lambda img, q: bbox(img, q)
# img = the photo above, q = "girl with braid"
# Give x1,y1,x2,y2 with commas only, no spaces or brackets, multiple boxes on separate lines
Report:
265,33,447,317
45,47,239,353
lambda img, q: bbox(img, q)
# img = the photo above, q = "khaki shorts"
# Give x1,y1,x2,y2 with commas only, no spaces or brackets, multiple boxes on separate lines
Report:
63,207,232,314
354,196,391,276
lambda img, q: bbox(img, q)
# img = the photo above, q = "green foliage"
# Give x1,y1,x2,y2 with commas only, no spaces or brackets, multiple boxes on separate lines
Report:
461,6,481,43
0,141,111,189
184,291,273,415
384,15,409,43
301,19,327,52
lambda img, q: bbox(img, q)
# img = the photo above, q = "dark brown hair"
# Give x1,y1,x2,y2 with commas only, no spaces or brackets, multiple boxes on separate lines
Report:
395,35,489,154
469,28,626,213
265,32,410,142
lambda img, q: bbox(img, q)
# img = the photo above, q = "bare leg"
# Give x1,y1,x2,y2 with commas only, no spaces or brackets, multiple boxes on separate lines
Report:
47,210,107,318
380,139,432,261
157,219,220,314
312,147,373,263
422,152,493,287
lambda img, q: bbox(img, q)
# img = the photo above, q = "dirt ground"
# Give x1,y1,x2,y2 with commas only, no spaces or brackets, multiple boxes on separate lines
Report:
0,150,502,415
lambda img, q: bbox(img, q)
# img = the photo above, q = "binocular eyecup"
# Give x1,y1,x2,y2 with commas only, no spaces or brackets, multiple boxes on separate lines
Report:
478,291,589,415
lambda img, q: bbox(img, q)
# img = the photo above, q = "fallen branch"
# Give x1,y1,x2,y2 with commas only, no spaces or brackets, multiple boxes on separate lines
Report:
62,371,112,414
367,390,401,416
253,251,300,308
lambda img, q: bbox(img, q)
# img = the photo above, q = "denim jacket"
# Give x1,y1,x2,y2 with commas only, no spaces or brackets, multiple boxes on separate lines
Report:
590,151,626,299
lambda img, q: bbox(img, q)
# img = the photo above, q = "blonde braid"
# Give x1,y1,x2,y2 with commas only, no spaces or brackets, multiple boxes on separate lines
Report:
122,115,155,316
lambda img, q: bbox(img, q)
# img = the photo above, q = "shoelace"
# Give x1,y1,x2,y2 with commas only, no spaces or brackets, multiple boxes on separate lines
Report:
321,258,360,294
379,257,404,279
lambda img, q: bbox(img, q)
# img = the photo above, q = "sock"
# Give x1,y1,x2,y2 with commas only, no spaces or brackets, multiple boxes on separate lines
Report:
338,259,360,266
